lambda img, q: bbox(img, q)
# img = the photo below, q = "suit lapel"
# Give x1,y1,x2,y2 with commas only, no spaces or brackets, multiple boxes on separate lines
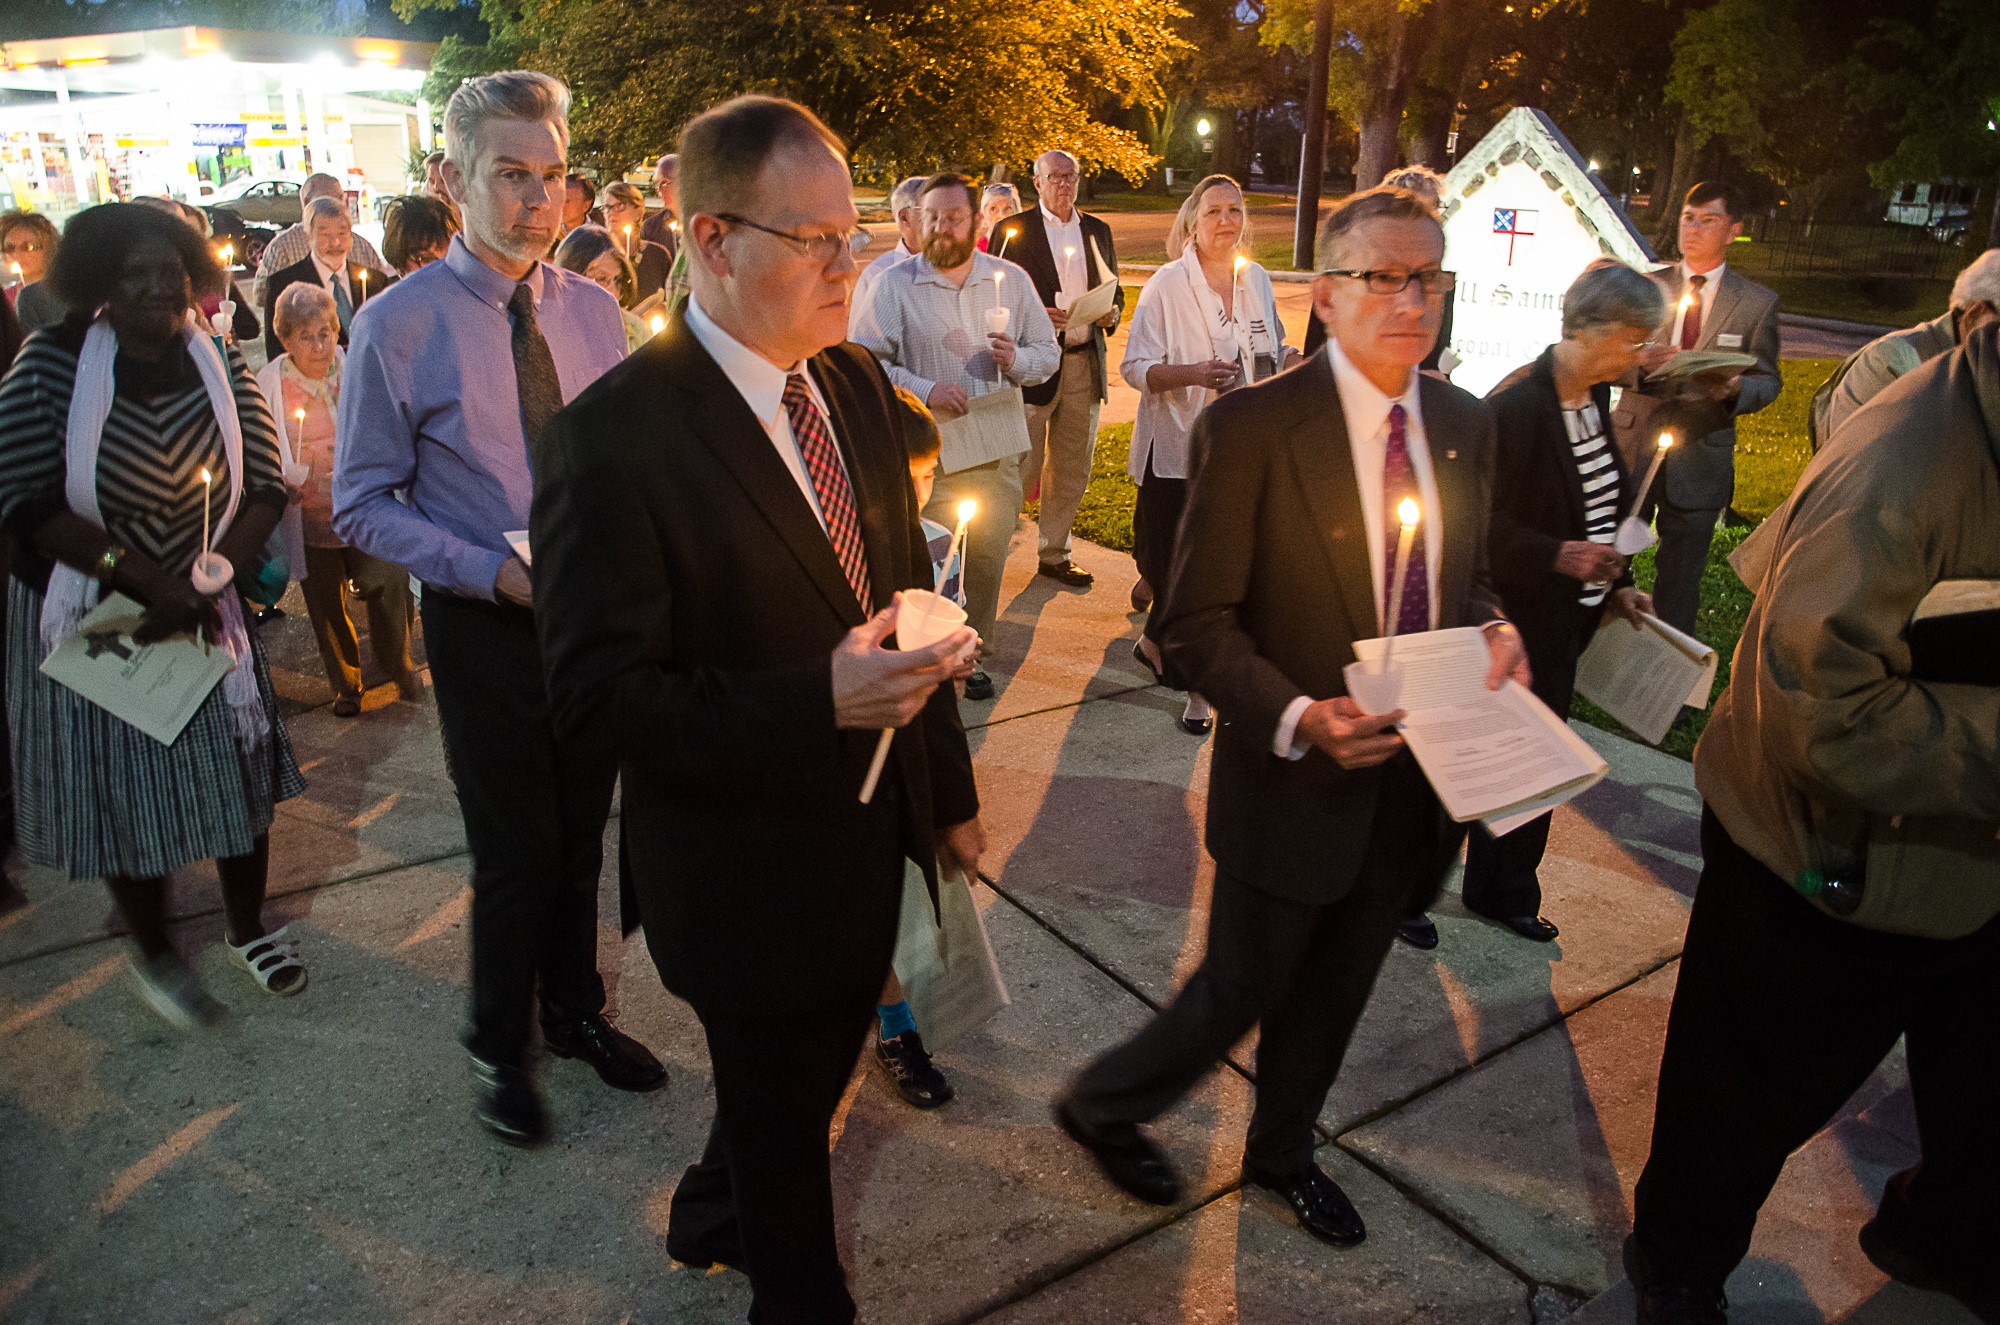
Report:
1421,376,1474,629
1702,269,1745,347
662,318,870,626
1284,354,1382,645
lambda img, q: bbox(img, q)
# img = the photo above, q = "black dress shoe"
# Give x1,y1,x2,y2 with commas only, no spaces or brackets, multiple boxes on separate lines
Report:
875,1030,955,1108
542,1013,668,1092
1054,1097,1182,1205
471,1055,550,1148
1179,713,1213,735
665,1232,744,1270
1037,560,1095,588
963,669,995,701
1623,1235,1728,1325
1494,914,1560,942
1244,1162,1367,1246
1396,915,1440,950
1131,639,1166,684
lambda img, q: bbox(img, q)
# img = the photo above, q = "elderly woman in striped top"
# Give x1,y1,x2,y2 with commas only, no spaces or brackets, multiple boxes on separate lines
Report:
1453,258,1665,942
0,203,306,1028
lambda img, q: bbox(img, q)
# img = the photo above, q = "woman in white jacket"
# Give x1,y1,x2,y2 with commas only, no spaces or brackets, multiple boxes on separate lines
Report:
1122,174,1298,733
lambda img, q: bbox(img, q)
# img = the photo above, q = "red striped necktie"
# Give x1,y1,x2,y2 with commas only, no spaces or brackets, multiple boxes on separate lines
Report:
782,372,873,613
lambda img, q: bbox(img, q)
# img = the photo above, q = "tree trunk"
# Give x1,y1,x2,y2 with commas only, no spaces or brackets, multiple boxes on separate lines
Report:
1293,0,1335,271
1355,113,1401,191
1652,111,1698,253
1409,98,1453,168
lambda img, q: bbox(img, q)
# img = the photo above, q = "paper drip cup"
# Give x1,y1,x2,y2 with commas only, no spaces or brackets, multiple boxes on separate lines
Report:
896,589,969,652
190,551,234,596
984,307,1011,336
282,461,311,487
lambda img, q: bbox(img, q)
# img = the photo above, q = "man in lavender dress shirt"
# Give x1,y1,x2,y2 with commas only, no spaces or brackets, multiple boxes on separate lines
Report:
335,70,666,1147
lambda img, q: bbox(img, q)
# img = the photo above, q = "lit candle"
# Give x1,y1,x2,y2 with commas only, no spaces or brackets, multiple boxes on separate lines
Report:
998,226,1018,258
219,243,233,269
622,223,634,258
1629,432,1674,521
1380,496,1421,670
356,268,368,301
987,270,1011,385
199,466,214,557
8,261,22,285
649,312,666,336
1676,292,1693,342
860,500,978,803
1232,255,1256,384
292,406,306,448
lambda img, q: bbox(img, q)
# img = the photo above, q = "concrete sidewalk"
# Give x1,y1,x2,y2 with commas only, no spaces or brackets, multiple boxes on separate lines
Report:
0,528,1969,1324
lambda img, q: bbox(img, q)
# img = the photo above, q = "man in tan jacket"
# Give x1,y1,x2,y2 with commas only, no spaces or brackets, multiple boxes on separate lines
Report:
1621,325,2000,1325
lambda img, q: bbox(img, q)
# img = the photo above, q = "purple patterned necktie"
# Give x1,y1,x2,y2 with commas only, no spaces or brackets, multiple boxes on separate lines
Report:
1384,402,1430,635
782,373,873,613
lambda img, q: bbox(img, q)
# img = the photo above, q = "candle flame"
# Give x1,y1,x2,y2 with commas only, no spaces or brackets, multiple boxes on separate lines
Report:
1678,292,1693,313
1657,431,1674,451
956,499,977,524
7,262,19,278
1234,254,1247,271
294,407,305,422
649,313,666,334
1397,497,1421,529
199,467,212,486
1064,245,1076,259
623,224,632,235
668,219,679,233
1005,227,1018,241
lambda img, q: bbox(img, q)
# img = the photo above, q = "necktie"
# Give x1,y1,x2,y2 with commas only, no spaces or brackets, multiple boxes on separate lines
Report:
330,272,353,335
508,283,564,456
1678,273,1707,350
782,372,872,613
1383,402,1430,635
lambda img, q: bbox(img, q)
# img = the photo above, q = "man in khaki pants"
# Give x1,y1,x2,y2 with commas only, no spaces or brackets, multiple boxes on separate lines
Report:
993,150,1123,588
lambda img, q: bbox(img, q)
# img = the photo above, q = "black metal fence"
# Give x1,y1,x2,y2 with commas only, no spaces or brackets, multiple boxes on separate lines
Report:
1738,216,1967,281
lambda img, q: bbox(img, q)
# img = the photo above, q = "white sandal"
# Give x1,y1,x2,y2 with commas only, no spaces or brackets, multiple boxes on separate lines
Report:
227,924,307,996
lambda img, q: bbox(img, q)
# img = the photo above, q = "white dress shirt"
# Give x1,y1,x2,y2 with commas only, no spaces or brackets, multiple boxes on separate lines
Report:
686,293,848,536
310,250,355,308
1669,259,1725,345
1041,205,1090,346
849,240,914,341
1272,338,1443,758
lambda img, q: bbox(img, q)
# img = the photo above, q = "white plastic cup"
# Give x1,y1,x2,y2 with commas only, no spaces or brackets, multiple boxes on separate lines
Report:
984,307,1011,337
895,589,969,651
1613,516,1657,557
190,551,233,596
1343,658,1406,717
282,461,311,487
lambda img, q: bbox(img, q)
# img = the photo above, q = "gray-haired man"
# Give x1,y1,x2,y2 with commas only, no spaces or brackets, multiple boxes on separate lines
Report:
848,173,925,341
251,172,393,307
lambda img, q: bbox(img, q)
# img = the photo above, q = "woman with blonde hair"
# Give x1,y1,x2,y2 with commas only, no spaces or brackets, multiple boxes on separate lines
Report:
1121,173,1297,733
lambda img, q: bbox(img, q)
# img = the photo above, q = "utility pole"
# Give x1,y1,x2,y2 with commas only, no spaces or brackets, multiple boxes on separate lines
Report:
1292,0,1334,271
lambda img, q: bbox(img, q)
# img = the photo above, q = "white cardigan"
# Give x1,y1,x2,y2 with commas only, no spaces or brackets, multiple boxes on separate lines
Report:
254,350,338,574
1121,248,1286,482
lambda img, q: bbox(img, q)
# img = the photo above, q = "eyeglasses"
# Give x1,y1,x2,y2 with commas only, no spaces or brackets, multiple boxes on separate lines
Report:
1,239,45,255
714,214,869,264
1321,268,1456,296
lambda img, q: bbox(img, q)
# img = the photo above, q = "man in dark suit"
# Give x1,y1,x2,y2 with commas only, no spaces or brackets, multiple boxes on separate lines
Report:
992,150,1122,587
640,152,680,260
263,196,389,361
1612,180,1780,635
1055,186,1526,1246
532,96,983,1324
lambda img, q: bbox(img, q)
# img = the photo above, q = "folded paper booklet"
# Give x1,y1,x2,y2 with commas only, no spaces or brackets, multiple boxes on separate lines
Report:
938,385,1031,473
39,592,235,746
1574,612,1718,745
1645,350,1758,381
1344,627,1608,835
1064,277,1120,328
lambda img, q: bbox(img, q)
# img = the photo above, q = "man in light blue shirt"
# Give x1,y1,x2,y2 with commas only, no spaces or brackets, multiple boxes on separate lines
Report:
855,172,1058,699
334,69,663,1148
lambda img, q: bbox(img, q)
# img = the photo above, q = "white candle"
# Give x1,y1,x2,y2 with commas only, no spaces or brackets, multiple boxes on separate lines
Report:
622,223,634,258
1380,497,1421,670
998,226,1018,258
6,261,20,286
1628,432,1674,521
356,268,368,301
199,466,214,555
292,407,306,450
861,502,977,803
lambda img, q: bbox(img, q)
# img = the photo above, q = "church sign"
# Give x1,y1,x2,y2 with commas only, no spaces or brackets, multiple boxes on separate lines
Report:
1439,108,1657,397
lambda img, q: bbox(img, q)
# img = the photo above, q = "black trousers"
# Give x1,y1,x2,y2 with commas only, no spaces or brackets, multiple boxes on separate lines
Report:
664,805,905,1325
1631,806,2000,1291
421,589,615,1067
1069,758,1438,1175
1132,455,1189,628
1459,608,1596,919
1649,499,1719,636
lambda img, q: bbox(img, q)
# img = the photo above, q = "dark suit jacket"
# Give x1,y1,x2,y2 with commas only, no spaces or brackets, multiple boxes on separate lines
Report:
1486,348,1634,670
531,313,979,1014
629,239,671,303
640,208,679,261
990,207,1123,407
262,255,390,361
1611,264,1780,511
1159,350,1504,905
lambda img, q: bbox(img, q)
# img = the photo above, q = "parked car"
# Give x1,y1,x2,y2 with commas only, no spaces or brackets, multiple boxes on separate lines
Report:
203,207,285,271
203,175,305,227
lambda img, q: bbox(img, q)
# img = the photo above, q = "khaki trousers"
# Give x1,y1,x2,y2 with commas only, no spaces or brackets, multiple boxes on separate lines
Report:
923,457,1023,662
1023,350,1102,568
301,544,415,698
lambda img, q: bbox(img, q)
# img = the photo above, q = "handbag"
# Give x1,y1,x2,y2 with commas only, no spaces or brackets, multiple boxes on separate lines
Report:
891,862,1010,1050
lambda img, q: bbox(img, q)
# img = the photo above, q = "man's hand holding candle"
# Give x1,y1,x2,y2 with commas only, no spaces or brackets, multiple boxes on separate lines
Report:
1298,697,1406,769
833,597,976,731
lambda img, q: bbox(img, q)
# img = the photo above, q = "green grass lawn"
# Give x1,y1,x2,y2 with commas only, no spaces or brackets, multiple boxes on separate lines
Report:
1066,357,1841,759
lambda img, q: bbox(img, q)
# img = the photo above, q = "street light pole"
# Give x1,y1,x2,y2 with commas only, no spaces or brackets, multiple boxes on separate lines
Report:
1293,0,1334,271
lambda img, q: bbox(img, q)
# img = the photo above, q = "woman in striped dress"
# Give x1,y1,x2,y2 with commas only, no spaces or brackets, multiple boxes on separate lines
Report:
0,203,307,1027
1460,258,1667,941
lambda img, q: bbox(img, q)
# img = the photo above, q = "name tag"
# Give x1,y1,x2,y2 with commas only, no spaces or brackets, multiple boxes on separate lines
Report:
1716,333,1744,349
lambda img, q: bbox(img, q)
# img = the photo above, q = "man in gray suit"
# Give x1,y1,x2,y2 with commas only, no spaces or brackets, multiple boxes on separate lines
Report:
1613,181,1780,635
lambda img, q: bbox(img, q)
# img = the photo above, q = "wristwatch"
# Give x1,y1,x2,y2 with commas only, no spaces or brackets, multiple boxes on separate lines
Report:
94,543,128,585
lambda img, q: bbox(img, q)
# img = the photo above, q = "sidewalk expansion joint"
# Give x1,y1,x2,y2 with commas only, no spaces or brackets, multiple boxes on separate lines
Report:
966,681,1158,732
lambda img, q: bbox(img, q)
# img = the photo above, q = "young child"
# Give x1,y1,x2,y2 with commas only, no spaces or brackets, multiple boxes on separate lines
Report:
873,387,965,1109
